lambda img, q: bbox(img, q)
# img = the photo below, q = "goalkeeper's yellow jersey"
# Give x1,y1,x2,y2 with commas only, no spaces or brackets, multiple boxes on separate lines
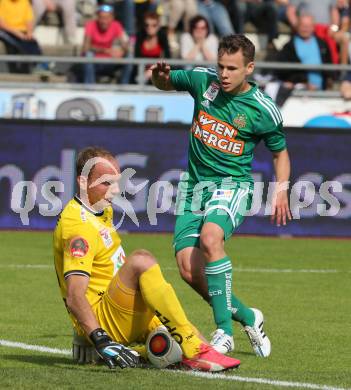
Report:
53,196,125,330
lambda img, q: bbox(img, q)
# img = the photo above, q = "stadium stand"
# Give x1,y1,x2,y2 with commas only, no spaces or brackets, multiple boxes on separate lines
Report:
0,0,349,91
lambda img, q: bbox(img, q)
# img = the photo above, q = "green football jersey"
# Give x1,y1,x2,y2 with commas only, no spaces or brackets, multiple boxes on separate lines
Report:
170,67,286,185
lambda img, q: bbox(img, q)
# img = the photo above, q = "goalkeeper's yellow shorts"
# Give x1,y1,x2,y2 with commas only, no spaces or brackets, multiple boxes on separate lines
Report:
93,272,161,346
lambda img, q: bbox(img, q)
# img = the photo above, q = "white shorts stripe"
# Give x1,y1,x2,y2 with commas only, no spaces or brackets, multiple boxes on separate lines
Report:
204,188,249,230
173,233,201,248
204,205,235,226
230,189,249,228
229,188,245,214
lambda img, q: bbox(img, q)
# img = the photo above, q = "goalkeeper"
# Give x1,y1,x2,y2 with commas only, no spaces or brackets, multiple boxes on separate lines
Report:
53,146,240,372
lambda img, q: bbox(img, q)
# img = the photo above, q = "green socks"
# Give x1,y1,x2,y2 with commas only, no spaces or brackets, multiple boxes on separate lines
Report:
205,257,233,336
205,256,255,335
231,294,255,327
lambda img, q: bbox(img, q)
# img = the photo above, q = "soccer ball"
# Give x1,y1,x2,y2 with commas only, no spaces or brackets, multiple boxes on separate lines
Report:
146,327,183,368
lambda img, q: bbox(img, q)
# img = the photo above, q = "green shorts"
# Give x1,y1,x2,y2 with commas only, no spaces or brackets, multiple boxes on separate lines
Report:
173,180,253,253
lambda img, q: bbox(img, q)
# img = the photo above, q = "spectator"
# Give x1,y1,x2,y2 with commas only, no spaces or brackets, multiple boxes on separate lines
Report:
166,0,198,51
237,0,280,49
197,0,235,36
340,71,351,99
286,0,349,64
330,0,350,64
287,0,332,28
98,0,136,37
219,0,242,33
134,11,170,83
180,15,218,61
134,0,159,32
82,3,129,84
0,0,44,73
274,0,291,25
31,0,77,45
276,14,332,90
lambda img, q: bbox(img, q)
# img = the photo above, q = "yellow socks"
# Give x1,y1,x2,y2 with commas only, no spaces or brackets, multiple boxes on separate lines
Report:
139,264,202,358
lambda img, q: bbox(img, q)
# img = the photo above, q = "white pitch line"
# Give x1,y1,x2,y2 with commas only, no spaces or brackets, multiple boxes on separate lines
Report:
0,264,348,273
0,264,52,269
0,339,348,390
0,339,70,355
235,268,341,274
173,370,348,390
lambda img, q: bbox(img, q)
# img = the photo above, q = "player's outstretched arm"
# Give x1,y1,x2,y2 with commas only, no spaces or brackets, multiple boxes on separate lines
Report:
151,61,175,91
271,149,292,226
66,275,140,369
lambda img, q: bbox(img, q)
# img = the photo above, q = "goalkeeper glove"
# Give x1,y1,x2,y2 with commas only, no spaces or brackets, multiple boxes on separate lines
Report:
89,328,140,369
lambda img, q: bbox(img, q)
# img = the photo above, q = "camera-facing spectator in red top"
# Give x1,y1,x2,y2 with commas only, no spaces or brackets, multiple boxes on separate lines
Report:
82,3,129,84
133,12,170,83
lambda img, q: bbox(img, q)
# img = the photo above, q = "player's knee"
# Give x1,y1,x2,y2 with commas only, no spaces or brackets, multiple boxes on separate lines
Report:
128,249,157,275
200,232,222,255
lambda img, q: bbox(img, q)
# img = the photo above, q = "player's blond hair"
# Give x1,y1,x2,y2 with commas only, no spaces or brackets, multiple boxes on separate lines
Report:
76,146,115,177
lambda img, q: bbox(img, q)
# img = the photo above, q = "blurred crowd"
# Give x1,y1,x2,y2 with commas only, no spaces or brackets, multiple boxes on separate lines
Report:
1,0,351,97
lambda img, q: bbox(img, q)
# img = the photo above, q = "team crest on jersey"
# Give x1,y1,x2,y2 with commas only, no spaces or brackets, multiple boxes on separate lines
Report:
99,228,113,248
233,113,247,128
70,237,89,258
203,82,220,101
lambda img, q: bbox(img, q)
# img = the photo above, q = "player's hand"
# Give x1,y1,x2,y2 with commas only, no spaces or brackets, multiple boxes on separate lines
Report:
90,328,140,369
14,31,27,40
25,31,33,40
271,190,292,226
150,61,170,82
73,340,98,364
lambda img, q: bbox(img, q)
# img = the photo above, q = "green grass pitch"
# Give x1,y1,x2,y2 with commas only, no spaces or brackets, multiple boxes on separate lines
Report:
0,231,350,390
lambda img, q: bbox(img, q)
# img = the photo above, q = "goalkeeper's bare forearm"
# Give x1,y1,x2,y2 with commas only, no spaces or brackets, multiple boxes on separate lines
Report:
66,274,140,369
151,61,175,91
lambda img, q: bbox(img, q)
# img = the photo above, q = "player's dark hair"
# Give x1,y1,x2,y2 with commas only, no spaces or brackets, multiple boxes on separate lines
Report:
189,15,210,37
218,34,255,64
76,146,115,177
